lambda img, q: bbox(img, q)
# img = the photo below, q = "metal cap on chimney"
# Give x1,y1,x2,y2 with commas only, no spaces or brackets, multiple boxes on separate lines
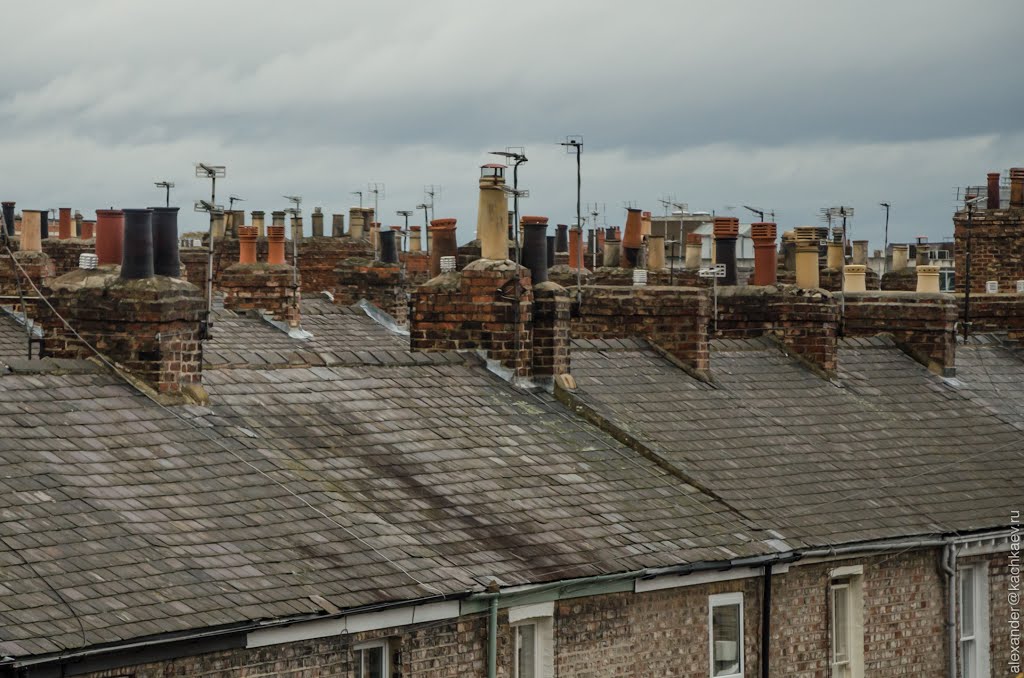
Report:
120,209,155,280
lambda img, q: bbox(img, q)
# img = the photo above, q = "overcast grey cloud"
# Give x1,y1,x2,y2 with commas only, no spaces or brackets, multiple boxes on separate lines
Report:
3,0,1023,247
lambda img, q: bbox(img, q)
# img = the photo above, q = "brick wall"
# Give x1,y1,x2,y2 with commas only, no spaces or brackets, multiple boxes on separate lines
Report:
954,207,1024,293
840,291,958,375
959,293,1024,344
572,285,710,373
531,281,571,380
220,263,300,325
42,238,94,277
716,286,839,377
334,258,408,324
411,260,534,376
881,269,917,291
299,236,374,294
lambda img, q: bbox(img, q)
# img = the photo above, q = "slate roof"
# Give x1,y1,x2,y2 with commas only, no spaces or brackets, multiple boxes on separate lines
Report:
0,307,769,658
569,336,1024,547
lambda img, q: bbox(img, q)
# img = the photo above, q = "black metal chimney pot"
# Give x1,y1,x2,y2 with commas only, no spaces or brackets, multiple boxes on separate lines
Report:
522,222,549,285
546,235,556,269
121,209,155,280
555,224,568,253
379,229,399,264
1,203,14,237
151,207,180,277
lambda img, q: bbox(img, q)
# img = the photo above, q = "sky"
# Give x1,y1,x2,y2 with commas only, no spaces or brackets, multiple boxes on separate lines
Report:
2,0,1023,248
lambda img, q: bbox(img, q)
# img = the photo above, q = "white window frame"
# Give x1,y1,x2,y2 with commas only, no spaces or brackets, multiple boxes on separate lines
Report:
353,639,391,678
509,602,554,678
829,567,864,678
708,591,744,678
959,563,991,678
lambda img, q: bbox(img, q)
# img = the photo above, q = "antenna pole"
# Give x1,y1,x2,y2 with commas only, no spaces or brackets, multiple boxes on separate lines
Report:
963,199,975,342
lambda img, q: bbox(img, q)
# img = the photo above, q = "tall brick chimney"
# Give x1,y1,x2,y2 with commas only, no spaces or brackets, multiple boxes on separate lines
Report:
892,244,909,272
987,172,1001,210
684,232,702,270
45,209,206,403
311,207,324,237
222,222,301,328
795,226,821,289
713,217,739,284
429,218,458,277
95,210,124,266
58,208,72,240
750,222,777,286
843,264,866,292
648,234,666,270
1010,168,1024,208
621,208,643,268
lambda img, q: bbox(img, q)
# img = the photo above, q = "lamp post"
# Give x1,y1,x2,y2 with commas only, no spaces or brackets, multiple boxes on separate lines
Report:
560,135,583,295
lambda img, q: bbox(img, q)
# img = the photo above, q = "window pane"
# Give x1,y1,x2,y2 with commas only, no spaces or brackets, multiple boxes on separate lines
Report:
960,570,975,638
517,624,536,678
961,639,975,678
712,603,741,677
365,646,384,678
833,585,849,663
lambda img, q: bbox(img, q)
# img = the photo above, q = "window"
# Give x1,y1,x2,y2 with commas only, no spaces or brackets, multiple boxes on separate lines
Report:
829,567,864,678
708,592,744,678
354,640,398,678
960,564,991,678
509,602,554,678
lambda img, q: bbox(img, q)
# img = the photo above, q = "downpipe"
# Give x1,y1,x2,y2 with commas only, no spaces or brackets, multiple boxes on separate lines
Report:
941,541,958,678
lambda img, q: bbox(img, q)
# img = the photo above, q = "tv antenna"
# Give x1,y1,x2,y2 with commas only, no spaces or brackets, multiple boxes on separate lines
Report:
368,182,385,220
351,190,363,208
194,163,226,328
742,205,767,222
155,180,175,207
622,200,638,210
283,195,302,216
228,195,245,210
424,185,442,223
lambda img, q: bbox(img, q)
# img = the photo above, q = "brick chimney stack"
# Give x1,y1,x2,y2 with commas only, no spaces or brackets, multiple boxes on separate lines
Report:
750,222,778,286
987,172,1001,210
45,208,206,403
795,226,821,289
713,217,739,284
1010,168,1024,208
222,222,301,328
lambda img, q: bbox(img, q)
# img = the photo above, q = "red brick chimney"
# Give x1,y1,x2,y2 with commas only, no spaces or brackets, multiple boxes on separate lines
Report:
429,218,458,277
750,222,778,286
58,208,72,240
621,209,643,267
568,226,585,270
987,172,1001,210
222,223,301,328
45,208,206,403
81,220,95,240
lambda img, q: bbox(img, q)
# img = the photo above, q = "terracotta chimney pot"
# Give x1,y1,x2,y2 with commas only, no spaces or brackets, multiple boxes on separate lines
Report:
1010,168,1024,208
95,209,125,265
81,220,95,240
267,225,286,265
58,207,72,240
429,218,458,277
713,216,740,284
568,225,585,270
621,208,644,267
987,172,1001,210
238,226,258,264
750,222,778,286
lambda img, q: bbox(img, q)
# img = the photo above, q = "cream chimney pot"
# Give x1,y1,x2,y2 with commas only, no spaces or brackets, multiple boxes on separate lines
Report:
892,245,909,272
477,164,510,260
647,234,666,270
794,227,820,289
684,234,702,270
916,264,941,293
843,264,866,292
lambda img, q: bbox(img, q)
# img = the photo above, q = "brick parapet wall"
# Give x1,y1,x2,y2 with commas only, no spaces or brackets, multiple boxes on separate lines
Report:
839,292,957,375
0,250,54,304
715,286,838,376
44,270,205,397
572,285,710,373
220,263,300,325
531,281,571,380
333,258,408,324
411,260,534,376
954,207,1024,293
819,267,881,291
958,293,1024,343
299,236,374,294
881,269,917,291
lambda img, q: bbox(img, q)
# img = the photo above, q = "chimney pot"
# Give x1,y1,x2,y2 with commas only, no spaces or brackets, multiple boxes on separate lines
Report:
750,222,778,286
290,214,303,242
684,232,703,270
428,218,458,277
311,208,324,237
621,209,644,267
546,235,556,268
58,208,72,240
521,216,549,284
852,240,869,266
95,209,125,265
81,220,95,240
151,207,181,277
555,224,569,253
987,172,1001,209
19,210,44,252
916,264,941,293
842,264,867,292
409,225,422,252
267,225,286,265
794,226,821,289
568,226,586,270
120,208,155,280
647,234,666,270
1010,168,1024,208
210,210,226,239
603,239,621,267
271,211,286,228
1,202,14,237
238,225,258,264
713,216,740,284
891,244,909,272
251,210,266,237
379,228,399,264
477,164,510,260
331,213,345,237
